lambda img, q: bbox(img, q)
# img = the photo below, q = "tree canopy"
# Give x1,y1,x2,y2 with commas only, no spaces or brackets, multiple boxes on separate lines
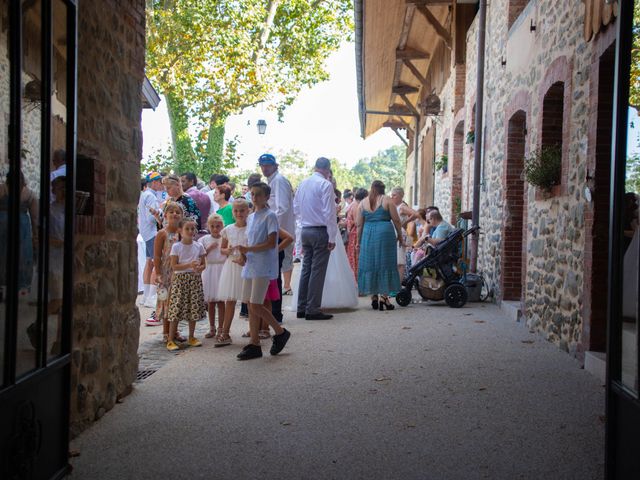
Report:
146,0,354,177
631,2,640,111
223,145,407,193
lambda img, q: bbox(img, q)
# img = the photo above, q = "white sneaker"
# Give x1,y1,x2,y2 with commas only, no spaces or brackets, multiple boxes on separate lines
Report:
137,295,147,306
144,295,157,308
145,311,161,326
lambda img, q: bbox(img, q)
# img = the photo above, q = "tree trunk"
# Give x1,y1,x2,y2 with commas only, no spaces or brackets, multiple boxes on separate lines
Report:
165,91,197,174
206,116,226,174
253,0,282,67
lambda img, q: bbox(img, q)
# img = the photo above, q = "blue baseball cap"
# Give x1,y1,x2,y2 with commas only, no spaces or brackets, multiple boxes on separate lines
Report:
258,153,277,166
145,171,162,182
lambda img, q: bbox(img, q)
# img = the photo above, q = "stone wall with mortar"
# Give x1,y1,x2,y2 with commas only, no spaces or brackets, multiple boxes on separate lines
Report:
430,0,614,357
69,0,145,436
432,73,455,222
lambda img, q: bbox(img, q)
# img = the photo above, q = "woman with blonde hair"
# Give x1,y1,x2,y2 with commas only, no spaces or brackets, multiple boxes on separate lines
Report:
356,180,403,310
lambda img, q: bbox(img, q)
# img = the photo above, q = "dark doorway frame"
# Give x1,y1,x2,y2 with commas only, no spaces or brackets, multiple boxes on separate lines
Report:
606,0,640,477
584,38,616,355
0,1,77,478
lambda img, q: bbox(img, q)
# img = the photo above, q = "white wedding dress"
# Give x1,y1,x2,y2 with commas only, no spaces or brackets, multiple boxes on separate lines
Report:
287,232,359,310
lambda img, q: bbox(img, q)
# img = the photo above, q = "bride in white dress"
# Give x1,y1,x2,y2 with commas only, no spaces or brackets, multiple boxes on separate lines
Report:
287,231,359,310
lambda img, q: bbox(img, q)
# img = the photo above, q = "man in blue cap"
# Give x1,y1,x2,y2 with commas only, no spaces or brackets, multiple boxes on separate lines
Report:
259,153,296,299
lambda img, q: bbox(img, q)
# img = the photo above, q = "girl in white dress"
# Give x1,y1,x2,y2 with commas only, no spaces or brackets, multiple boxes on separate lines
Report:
199,214,226,339
216,199,250,346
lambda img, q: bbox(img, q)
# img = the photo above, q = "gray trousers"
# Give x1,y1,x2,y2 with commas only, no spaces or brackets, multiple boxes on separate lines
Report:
297,227,331,315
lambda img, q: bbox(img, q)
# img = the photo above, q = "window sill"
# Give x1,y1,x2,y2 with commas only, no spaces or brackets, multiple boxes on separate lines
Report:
534,184,562,201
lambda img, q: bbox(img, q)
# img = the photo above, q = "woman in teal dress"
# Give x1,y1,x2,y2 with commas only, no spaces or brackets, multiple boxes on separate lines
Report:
356,180,403,310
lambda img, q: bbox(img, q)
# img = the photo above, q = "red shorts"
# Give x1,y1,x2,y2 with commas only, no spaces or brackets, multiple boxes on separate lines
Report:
264,279,280,302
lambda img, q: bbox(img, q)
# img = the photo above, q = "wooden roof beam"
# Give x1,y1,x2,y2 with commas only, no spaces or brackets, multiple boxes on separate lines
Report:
414,3,452,50
392,84,420,95
405,0,453,5
388,104,415,116
391,127,410,148
402,59,428,88
399,94,420,117
383,120,408,129
396,47,430,60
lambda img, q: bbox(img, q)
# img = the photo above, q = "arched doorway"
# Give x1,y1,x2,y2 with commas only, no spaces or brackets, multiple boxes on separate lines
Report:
584,42,616,354
501,111,527,301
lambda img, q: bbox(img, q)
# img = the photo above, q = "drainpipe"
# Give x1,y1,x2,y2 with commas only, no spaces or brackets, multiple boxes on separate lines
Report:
413,115,420,206
470,0,487,273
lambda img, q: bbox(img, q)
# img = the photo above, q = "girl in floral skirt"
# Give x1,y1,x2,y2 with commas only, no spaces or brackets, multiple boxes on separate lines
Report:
167,217,207,351
150,201,186,343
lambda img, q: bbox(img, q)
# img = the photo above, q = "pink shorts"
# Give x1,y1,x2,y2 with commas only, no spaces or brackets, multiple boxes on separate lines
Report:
264,279,280,302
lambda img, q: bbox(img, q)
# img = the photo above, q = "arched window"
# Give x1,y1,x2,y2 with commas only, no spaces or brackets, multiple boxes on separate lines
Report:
442,138,449,174
541,81,565,151
502,110,527,301
508,0,529,30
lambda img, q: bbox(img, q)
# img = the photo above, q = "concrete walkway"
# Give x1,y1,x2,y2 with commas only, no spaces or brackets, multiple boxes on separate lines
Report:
70,299,604,480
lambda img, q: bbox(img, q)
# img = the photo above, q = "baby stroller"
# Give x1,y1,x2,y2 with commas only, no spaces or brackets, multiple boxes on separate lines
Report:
395,226,479,308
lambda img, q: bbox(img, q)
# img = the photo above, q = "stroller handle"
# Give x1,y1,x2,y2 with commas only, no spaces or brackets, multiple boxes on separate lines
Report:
462,225,480,238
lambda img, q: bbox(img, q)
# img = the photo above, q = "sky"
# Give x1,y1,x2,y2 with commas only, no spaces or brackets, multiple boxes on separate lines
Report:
141,42,401,172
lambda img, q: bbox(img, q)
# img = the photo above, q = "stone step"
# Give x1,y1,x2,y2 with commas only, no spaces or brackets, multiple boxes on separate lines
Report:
500,300,522,322
584,350,606,383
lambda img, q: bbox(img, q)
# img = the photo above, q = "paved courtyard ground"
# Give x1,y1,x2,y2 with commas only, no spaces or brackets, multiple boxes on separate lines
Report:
70,297,604,480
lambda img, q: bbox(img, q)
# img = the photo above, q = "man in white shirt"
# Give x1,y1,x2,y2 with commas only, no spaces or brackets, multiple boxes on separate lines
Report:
50,149,66,201
293,157,337,320
138,172,162,307
259,153,296,294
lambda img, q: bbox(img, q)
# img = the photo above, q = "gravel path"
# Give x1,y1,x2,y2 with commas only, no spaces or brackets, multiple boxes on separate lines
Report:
70,298,604,480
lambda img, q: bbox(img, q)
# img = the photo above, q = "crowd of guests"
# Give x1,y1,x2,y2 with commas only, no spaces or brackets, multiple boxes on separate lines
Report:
137,153,455,360
341,184,454,311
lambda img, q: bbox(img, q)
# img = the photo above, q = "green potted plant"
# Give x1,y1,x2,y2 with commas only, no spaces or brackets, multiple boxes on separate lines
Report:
435,153,448,173
524,145,562,193
466,129,475,145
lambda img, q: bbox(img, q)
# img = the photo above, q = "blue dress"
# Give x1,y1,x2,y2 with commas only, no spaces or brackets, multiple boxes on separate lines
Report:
357,206,401,295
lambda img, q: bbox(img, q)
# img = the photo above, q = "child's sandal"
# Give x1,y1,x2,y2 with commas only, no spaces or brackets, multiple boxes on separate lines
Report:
214,332,232,347
259,330,271,339
205,329,217,339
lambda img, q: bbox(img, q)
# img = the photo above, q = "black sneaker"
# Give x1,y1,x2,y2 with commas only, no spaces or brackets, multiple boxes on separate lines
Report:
270,329,291,356
305,313,333,320
237,344,262,360
296,311,306,318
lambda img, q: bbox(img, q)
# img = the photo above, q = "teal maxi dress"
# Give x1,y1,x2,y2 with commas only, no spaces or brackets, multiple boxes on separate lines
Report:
357,206,401,295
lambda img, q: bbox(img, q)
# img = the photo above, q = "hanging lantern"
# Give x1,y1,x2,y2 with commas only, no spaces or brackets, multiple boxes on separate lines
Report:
257,119,267,135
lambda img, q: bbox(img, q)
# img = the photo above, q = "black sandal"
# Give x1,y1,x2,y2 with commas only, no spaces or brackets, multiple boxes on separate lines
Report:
379,296,395,311
371,295,379,310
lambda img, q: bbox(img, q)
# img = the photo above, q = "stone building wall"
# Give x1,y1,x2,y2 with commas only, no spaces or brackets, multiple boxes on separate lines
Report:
430,0,615,357
432,73,454,221
69,0,145,436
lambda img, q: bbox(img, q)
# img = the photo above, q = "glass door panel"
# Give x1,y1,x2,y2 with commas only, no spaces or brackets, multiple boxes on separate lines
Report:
16,0,42,378
619,3,640,395
0,0,10,385
48,0,67,359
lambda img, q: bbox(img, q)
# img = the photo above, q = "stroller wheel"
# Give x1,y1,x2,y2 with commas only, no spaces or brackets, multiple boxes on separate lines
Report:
444,283,468,308
395,289,412,307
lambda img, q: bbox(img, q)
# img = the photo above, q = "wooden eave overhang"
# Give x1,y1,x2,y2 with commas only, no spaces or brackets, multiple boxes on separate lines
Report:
355,0,455,139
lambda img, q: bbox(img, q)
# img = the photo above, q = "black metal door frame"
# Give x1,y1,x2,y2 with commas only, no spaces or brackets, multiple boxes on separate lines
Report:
606,0,640,477
0,0,76,478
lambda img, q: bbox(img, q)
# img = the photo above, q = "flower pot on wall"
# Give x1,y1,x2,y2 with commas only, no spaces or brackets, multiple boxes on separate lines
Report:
524,146,562,198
